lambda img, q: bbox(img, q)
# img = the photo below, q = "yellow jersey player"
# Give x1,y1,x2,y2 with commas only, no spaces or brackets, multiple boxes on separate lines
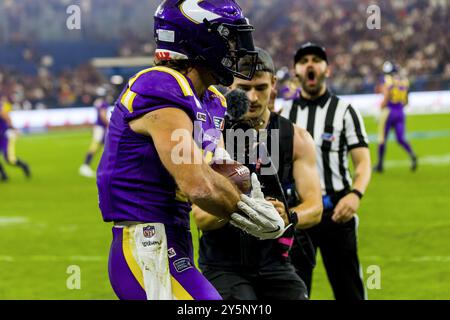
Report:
0,96,31,179
374,61,417,172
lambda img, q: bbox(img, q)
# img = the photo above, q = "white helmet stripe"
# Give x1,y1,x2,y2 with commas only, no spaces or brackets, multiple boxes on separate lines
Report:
180,0,221,24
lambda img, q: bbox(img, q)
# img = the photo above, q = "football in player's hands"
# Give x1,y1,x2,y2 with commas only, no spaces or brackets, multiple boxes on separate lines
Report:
211,160,251,194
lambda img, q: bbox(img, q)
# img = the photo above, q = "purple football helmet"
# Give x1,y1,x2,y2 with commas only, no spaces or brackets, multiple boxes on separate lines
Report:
154,0,258,86
383,61,399,74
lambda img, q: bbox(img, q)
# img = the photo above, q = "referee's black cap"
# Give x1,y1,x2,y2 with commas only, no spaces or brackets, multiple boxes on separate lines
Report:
294,42,328,65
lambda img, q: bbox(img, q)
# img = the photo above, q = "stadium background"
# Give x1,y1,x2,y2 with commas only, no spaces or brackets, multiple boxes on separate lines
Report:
0,0,449,299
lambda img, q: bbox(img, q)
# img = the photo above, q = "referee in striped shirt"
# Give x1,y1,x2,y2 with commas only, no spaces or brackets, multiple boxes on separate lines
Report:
281,43,372,300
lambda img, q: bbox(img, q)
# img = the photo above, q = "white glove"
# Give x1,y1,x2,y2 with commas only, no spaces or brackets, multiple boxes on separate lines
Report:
230,173,287,240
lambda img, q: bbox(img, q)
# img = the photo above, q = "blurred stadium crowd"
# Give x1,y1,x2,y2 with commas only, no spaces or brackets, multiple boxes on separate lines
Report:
0,0,448,109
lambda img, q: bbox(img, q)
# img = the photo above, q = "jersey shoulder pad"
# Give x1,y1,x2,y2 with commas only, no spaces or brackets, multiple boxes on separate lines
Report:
129,66,195,99
120,66,198,120
1,100,12,113
207,86,227,108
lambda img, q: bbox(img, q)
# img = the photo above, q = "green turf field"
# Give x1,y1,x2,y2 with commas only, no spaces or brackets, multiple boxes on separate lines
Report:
0,113,449,300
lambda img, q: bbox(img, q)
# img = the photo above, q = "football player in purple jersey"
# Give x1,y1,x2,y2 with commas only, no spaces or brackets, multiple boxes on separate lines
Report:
96,0,287,300
0,96,31,180
374,61,417,172
79,88,110,178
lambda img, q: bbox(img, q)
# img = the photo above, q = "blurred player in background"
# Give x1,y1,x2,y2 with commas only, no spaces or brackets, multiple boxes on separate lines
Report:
0,96,7,181
279,77,301,101
0,96,31,179
0,160,6,181
193,48,322,300
79,88,110,178
373,61,417,173
97,0,286,300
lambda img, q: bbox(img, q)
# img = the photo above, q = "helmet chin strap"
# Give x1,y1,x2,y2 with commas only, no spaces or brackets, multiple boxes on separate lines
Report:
212,69,234,87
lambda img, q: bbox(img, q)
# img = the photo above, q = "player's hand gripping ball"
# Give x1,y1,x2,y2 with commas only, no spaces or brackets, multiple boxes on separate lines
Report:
211,160,251,194
230,173,288,240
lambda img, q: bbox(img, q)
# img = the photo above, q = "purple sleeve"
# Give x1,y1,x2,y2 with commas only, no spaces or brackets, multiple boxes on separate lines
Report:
120,70,196,122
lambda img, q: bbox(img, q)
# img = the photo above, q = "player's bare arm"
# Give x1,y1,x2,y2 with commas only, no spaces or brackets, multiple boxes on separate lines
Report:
130,107,240,219
333,147,371,223
288,126,323,229
193,205,229,231
193,135,232,231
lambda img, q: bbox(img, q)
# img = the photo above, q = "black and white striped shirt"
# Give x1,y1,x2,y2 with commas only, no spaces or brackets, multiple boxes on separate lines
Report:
280,90,369,195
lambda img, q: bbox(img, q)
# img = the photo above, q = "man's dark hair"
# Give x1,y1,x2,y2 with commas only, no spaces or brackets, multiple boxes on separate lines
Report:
154,59,196,74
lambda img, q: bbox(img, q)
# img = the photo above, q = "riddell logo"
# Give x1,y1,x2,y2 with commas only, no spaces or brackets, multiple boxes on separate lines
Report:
155,51,171,61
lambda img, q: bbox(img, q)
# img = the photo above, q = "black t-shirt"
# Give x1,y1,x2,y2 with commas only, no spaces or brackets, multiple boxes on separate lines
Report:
198,112,298,271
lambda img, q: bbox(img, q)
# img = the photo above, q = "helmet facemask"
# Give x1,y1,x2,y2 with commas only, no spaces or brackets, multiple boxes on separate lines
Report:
197,19,258,86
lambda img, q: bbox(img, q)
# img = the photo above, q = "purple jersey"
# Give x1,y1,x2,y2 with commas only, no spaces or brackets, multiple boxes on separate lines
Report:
279,85,300,101
94,99,109,127
383,75,409,109
97,67,226,228
0,99,12,136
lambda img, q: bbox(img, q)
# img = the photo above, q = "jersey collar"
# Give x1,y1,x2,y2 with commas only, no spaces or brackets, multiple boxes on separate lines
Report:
298,90,331,110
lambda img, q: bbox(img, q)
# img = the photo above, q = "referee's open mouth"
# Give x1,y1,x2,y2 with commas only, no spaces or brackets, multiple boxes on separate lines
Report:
306,70,317,86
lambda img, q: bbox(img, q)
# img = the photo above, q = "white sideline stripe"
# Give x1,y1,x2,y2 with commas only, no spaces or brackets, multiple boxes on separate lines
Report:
362,256,450,263
0,255,106,262
410,256,450,262
0,256,14,262
0,217,29,226
1,255,450,263
366,222,450,228
385,153,450,168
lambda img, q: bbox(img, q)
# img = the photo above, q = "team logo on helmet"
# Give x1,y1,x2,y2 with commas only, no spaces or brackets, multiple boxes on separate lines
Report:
153,0,258,86
179,0,221,24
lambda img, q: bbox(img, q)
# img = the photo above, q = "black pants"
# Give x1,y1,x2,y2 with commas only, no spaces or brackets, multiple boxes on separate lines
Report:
290,213,365,300
202,263,308,300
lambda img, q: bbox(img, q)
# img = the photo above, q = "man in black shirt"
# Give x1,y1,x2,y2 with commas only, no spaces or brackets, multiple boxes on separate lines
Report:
193,48,323,300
